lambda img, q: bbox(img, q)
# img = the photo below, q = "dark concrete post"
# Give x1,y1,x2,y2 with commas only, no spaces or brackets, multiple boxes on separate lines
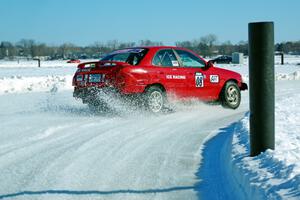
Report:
34,58,41,67
248,22,275,157
280,52,284,65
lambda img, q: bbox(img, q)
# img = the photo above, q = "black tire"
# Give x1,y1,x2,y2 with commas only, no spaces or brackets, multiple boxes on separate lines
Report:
220,81,241,109
144,86,166,113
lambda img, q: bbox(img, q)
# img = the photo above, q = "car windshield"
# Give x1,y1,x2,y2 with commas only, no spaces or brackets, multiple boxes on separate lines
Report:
100,48,148,65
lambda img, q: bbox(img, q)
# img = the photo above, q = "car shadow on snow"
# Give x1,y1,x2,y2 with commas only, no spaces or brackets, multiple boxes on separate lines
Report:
195,120,244,200
0,186,195,199
195,112,300,200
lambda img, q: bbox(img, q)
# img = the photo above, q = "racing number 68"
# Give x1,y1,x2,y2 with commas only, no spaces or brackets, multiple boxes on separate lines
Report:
195,73,204,88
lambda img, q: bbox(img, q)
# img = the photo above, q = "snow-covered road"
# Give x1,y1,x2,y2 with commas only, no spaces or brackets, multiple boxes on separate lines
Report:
0,59,299,199
0,89,248,200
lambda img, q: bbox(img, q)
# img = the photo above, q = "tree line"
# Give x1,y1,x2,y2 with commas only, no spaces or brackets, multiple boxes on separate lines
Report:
1,35,299,60
0,39,163,60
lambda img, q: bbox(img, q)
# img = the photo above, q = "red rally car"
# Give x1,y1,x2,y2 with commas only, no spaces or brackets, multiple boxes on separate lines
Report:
72,46,247,113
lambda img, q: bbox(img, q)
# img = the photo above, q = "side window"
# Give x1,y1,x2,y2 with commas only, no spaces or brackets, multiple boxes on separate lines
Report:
153,50,179,67
175,50,205,68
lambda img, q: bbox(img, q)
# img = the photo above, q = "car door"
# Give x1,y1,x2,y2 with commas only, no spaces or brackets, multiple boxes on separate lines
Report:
174,49,214,100
151,49,189,98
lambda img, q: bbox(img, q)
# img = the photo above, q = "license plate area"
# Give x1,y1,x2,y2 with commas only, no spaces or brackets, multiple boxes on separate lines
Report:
89,74,103,83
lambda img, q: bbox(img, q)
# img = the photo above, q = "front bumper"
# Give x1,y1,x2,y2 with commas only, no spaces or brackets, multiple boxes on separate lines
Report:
240,82,248,91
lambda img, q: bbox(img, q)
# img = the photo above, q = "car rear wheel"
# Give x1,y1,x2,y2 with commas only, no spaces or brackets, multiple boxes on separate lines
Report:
145,86,166,113
87,99,110,113
220,81,241,109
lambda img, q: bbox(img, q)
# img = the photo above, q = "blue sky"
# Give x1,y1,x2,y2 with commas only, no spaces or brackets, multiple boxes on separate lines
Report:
0,0,299,45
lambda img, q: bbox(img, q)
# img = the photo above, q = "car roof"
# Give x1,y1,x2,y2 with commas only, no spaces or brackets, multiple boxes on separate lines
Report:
109,46,207,66
128,46,177,50
130,46,197,54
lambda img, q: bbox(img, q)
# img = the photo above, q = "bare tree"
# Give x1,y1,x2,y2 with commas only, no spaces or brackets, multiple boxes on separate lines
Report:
200,34,218,47
139,40,163,46
16,39,36,57
3,37,300,61
198,34,218,56
106,40,119,50
59,43,77,59
31,43,50,57
0,41,17,58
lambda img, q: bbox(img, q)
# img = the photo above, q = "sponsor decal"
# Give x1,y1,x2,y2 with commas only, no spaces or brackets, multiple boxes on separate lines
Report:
103,62,116,66
78,68,91,72
171,60,179,67
166,75,186,80
195,72,204,87
210,75,219,83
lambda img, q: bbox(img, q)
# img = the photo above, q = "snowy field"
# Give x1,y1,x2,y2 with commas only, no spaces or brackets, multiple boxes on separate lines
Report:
0,56,299,199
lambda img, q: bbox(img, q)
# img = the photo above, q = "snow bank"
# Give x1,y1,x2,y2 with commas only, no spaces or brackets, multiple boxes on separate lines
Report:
276,70,300,80
196,122,247,200
239,70,300,82
215,55,300,82
275,55,300,65
228,89,300,199
199,80,300,199
0,60,75,68
0,60,79,95
0,75,73,94
0,62,299,96
0,59,96,68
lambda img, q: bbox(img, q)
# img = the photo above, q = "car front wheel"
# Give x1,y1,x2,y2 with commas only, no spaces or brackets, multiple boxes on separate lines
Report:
220,81,241,109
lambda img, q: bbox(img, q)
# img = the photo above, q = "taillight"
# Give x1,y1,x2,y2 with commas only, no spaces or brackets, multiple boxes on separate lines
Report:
76,74,83,82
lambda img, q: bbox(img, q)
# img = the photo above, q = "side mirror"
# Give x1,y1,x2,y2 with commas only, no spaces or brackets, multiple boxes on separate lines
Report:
206,60,214,68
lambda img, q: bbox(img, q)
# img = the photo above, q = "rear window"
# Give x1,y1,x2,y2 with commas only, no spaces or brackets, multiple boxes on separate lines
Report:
100,48,148,65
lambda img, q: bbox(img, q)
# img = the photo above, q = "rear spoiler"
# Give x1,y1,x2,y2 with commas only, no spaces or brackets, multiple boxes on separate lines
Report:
77,61,130,69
